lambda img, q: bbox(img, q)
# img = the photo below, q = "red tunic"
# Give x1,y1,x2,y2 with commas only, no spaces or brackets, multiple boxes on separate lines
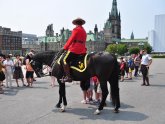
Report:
63,26,87,54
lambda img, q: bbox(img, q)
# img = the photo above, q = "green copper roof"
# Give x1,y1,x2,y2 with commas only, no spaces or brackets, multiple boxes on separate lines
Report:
104,20,111,29
121,39,148,43
38,29,71,43
111,0,118,17
86,33,96,41
38,36,62,43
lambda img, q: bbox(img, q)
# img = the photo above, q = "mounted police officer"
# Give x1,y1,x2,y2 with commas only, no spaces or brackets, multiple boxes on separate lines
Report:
60,17,87,83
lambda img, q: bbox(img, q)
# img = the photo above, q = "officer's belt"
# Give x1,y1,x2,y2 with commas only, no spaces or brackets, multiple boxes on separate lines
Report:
74,40,84,44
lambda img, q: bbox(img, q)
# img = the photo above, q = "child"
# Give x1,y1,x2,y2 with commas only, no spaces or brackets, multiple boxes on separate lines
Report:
93,76,102,104
48,66,56,87
80,79,90,104
120,57,125,82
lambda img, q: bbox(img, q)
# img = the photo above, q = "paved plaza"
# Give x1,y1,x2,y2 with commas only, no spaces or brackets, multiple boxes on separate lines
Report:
0,59,165,124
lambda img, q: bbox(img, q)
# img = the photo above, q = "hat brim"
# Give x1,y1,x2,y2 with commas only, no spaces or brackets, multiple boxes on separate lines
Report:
72,18,85,25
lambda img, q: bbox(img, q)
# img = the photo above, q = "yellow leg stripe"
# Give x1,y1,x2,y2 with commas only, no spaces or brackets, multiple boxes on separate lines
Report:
63,51,70,65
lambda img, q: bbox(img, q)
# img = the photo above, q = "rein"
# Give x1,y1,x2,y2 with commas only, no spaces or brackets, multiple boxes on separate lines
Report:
50,50,64,68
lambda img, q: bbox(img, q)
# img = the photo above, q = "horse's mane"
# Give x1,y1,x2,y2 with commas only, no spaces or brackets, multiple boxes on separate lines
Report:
32,50,58,65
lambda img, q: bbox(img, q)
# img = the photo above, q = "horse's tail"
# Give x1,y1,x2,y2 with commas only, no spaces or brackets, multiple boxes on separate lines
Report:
109,55,120,109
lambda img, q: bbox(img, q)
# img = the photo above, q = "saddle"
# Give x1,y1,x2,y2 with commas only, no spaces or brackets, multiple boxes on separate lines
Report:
57,54,88,72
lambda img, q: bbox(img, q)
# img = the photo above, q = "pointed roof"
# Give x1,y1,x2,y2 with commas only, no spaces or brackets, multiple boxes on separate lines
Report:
118,12,121,21
111,0,118,17
130,31,134,39
94,24,98,33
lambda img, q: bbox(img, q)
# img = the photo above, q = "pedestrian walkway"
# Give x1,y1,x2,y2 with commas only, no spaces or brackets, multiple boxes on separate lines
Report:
0,59,165,124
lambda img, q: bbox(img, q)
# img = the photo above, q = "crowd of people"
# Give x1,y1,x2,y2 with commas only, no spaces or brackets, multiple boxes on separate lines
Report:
78,48,152,105
0,50,37,94
119,49,152,86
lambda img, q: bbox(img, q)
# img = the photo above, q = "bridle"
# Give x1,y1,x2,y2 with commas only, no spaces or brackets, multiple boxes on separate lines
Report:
30,60,49,77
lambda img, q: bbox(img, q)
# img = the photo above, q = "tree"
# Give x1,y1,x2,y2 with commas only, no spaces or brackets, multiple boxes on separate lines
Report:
129,47,140,54
117,44,128,55
106,44,117,54
106,44,128,55
143,43,152,54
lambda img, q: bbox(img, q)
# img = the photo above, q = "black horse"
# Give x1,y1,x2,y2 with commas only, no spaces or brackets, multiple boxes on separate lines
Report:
30,51,120,114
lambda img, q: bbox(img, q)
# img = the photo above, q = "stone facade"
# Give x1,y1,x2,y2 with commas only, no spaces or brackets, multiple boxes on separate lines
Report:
22,33,40,55
0,26,22,55
103,0,121,44
38,0,121,53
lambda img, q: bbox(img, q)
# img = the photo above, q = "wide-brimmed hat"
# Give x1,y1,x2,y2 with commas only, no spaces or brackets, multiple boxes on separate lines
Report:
72,18,85,25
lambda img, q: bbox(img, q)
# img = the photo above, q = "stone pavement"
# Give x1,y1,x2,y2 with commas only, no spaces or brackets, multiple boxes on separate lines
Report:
0,59,165,124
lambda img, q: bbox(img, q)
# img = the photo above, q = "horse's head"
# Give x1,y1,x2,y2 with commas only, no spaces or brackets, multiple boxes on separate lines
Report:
30,51,58,77
30,59,44,77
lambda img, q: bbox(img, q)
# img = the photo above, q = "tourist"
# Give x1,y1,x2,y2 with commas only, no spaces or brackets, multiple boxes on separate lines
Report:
3,55,14,88
141,49,152,86
25,52,34,87
0,57,5,94
13,55,26,87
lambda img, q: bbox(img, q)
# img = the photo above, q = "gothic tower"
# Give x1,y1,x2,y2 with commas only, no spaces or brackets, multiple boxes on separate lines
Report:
94,24,98,39
104,0,121,44
130,31,134,39
46,24,54,37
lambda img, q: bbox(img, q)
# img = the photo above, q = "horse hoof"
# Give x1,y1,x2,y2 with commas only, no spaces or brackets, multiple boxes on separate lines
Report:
59,105,66,112
113,109,119,113
60,108,65,112
94,109,101,115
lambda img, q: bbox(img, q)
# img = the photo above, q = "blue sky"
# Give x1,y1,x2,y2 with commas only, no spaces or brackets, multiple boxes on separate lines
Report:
0,0,165,38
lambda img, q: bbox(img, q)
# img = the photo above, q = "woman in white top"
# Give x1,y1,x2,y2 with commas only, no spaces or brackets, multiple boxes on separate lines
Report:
3,55,14,88
140,49,152,86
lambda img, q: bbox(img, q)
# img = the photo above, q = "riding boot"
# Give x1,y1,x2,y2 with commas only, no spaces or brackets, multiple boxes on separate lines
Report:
62,64,72,83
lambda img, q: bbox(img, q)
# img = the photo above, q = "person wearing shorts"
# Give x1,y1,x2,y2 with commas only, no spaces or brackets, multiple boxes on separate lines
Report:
25,55,34,87
80,79,90,104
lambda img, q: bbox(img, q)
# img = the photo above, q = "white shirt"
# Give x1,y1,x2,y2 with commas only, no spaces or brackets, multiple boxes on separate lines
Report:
141,54,152,65
3,59,14,72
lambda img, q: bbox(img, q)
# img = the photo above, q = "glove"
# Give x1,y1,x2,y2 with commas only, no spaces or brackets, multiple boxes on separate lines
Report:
60,48,65,53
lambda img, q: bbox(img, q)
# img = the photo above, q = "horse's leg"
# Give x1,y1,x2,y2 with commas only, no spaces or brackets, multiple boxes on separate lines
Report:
56,78,63,108
94,80,108,115
61,81,67,106
109,68,120,113
57,78,67,112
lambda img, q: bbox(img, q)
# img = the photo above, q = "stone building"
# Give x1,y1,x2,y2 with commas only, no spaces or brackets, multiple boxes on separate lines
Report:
0,26,22,55
38,26,105,53
121,32,148,49
22,33,39,55
38,0,121,52
103,0,121,45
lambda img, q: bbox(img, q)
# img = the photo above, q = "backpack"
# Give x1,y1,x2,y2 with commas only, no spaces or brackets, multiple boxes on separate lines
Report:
130,61,135,70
